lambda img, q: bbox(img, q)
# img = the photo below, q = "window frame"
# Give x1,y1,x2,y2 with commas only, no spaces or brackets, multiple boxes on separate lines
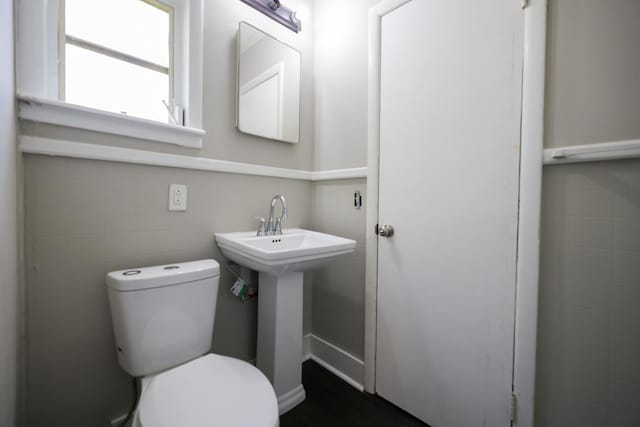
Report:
16,0,204,149
58,0,176,121
58,0,176,123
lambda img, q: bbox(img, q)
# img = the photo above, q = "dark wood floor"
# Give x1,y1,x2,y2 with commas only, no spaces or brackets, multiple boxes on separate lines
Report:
280,361,428,427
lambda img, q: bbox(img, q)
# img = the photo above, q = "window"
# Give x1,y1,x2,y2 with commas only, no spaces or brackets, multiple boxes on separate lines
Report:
62,0,175,124
17,0,204,148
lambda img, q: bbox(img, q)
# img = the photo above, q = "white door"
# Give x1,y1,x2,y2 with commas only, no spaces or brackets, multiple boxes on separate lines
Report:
376,1,524,426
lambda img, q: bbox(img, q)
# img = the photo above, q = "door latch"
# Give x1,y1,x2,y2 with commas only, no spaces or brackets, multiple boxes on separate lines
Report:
376,224,395,237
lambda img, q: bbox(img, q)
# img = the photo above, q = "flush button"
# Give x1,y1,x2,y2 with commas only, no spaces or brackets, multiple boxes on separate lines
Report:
123,270,141,276
164,266,180,270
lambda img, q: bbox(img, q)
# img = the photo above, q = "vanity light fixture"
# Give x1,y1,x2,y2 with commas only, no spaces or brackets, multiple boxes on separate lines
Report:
240,0,302,33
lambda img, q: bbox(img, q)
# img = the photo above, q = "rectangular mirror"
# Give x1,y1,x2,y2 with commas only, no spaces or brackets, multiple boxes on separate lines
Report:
236,22,301,143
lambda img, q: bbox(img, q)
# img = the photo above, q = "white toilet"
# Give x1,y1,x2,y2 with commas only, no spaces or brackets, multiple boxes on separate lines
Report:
106,259,279,427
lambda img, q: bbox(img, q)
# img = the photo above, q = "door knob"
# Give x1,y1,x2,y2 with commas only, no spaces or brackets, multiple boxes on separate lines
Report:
378,224,394,237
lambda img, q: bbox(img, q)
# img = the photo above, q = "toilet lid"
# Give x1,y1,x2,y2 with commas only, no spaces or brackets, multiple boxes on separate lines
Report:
137,354,279,427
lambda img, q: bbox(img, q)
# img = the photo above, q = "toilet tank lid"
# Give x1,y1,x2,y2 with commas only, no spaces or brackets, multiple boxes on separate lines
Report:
106,259,220,292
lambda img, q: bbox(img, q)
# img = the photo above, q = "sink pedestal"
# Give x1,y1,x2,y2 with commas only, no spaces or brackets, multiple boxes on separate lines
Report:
256,271,305,414
215,229,356,414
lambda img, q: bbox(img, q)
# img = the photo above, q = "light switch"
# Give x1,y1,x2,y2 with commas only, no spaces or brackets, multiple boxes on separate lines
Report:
169,184,187,211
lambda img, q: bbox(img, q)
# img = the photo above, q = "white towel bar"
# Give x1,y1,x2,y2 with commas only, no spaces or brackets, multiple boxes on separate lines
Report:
543,139,640,165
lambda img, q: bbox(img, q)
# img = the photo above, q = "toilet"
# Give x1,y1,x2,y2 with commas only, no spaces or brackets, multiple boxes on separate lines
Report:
106,259,279,427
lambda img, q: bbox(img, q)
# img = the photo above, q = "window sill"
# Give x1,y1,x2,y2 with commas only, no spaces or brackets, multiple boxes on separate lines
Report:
17,96,205,149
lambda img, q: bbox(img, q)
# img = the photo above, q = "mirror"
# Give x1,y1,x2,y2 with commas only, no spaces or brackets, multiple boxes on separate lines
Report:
236,22,301,143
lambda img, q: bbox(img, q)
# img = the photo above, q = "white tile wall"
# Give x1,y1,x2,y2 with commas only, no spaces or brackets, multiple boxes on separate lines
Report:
540,0,640,423
537,161,640,427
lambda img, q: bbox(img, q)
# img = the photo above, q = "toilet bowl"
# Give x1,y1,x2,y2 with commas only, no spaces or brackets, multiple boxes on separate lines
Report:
133,354,278,427
106,259,279,427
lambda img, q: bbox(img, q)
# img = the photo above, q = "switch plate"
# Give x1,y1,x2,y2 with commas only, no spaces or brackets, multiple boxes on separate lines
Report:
354,191,363,209
169,184,187,211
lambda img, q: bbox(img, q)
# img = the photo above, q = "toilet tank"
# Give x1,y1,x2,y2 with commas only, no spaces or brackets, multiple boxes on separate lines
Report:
106,259,220,377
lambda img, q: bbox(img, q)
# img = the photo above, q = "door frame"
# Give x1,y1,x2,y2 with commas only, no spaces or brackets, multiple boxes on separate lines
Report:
364,1,548,426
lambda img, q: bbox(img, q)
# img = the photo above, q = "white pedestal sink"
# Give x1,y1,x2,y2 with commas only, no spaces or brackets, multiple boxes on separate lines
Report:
215,229,356,414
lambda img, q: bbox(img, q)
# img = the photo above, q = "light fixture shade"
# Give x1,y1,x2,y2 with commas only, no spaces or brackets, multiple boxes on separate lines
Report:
240,0,302,33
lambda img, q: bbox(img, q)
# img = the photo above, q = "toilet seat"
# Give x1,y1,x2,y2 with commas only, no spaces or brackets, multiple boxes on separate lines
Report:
135,354,279,427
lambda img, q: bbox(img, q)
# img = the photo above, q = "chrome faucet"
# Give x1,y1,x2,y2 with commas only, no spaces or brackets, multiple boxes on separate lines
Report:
266,195,288,235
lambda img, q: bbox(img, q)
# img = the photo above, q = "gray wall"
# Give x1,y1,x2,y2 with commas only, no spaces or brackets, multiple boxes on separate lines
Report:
0,0,18,424
535,0,640,425
24,156,311,426
545,0,640,148
21,1,316,426
311,180,367,358
201,0,314,170
313,0,376,170
307,0,377,361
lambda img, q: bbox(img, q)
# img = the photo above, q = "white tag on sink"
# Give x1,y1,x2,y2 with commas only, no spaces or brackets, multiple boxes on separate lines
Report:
231,277,249,300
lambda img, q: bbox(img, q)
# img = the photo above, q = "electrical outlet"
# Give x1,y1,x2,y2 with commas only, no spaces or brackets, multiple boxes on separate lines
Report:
169,184,187,211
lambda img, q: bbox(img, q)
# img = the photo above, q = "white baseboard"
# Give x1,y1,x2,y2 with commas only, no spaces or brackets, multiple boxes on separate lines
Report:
306,334,364,392
303,333,311,361
110,413,131,427
255,334,364,393
257,333,362,391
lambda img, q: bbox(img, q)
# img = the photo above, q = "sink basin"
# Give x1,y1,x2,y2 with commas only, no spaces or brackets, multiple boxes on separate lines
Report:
215,228,356,275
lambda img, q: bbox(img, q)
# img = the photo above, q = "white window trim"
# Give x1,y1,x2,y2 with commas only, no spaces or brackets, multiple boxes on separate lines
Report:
16,0,204,148
18,96,205,148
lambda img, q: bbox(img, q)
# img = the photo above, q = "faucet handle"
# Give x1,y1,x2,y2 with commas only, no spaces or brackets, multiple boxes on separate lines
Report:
255,217,266,236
